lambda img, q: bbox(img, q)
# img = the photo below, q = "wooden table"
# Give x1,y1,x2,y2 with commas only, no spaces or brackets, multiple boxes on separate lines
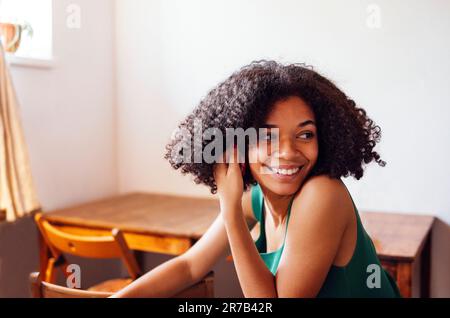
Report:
360,212,434,298
38,192,434,298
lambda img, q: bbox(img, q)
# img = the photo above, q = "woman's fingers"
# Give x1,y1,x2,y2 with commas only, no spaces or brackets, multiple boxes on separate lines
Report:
228,145,241,174
214,146,245,203
213,162,227,182
215,145,244,181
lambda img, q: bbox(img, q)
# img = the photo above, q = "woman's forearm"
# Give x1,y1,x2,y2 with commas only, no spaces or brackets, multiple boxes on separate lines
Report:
223,208,278,298
111,256,194,298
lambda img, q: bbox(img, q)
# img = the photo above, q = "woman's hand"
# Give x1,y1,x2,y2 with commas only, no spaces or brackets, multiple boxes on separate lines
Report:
213,146,244,216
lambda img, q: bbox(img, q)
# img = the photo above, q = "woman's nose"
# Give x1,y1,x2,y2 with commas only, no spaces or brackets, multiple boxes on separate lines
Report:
275,136,300,160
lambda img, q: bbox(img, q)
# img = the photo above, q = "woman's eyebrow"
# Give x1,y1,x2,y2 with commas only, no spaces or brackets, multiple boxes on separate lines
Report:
261,120,316,128
298,120,316,127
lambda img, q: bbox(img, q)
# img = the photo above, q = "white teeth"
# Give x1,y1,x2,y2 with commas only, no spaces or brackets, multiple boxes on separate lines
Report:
269,166,301,176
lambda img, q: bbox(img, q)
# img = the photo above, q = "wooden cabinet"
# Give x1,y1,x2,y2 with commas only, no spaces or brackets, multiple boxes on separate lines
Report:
361,212,434,298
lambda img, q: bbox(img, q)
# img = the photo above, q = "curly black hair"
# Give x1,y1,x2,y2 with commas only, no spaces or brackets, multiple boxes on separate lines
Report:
164,60,386,194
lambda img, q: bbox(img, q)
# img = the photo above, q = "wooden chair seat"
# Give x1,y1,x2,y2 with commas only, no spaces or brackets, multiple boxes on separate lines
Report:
87,278,133,293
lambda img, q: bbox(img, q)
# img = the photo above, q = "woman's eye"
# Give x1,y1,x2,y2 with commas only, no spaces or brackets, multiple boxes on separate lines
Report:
297,132,315,140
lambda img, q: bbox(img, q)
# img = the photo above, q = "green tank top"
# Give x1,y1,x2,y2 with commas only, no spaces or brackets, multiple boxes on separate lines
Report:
251,183,401,298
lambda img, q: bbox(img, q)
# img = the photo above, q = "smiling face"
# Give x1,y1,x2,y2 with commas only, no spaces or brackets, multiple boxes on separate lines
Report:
248,96,319,196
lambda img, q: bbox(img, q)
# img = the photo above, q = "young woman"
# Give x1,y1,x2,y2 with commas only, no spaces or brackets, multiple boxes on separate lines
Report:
112,61,401,298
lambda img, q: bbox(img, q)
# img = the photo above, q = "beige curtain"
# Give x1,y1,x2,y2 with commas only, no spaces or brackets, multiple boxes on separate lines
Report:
0,43,41,222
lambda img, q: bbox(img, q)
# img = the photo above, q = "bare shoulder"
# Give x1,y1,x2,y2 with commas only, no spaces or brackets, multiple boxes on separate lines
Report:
299,174,347,196
276,175,356,297
291,175,354,224
296,175,351,205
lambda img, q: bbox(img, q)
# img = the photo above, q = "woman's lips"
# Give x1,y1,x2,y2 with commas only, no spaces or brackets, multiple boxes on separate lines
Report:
263,164,304,181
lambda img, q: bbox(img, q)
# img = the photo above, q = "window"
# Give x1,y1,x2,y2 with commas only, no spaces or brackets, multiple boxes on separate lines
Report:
0,0,52,60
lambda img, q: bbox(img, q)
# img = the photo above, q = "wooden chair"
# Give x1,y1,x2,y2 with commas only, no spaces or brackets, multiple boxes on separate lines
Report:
29,271,215,298
34,213,141,293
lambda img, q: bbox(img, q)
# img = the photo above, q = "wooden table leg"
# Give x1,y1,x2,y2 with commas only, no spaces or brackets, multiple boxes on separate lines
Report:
38,229,50,279
420,233,431,298
397,262,412,298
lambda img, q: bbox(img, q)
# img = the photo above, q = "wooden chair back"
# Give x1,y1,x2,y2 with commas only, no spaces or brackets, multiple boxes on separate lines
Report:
35,213,141,282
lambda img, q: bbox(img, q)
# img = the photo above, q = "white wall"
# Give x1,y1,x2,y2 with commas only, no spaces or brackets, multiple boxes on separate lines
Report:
115,0,450,223
11,0,118,209
115,0,450,296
